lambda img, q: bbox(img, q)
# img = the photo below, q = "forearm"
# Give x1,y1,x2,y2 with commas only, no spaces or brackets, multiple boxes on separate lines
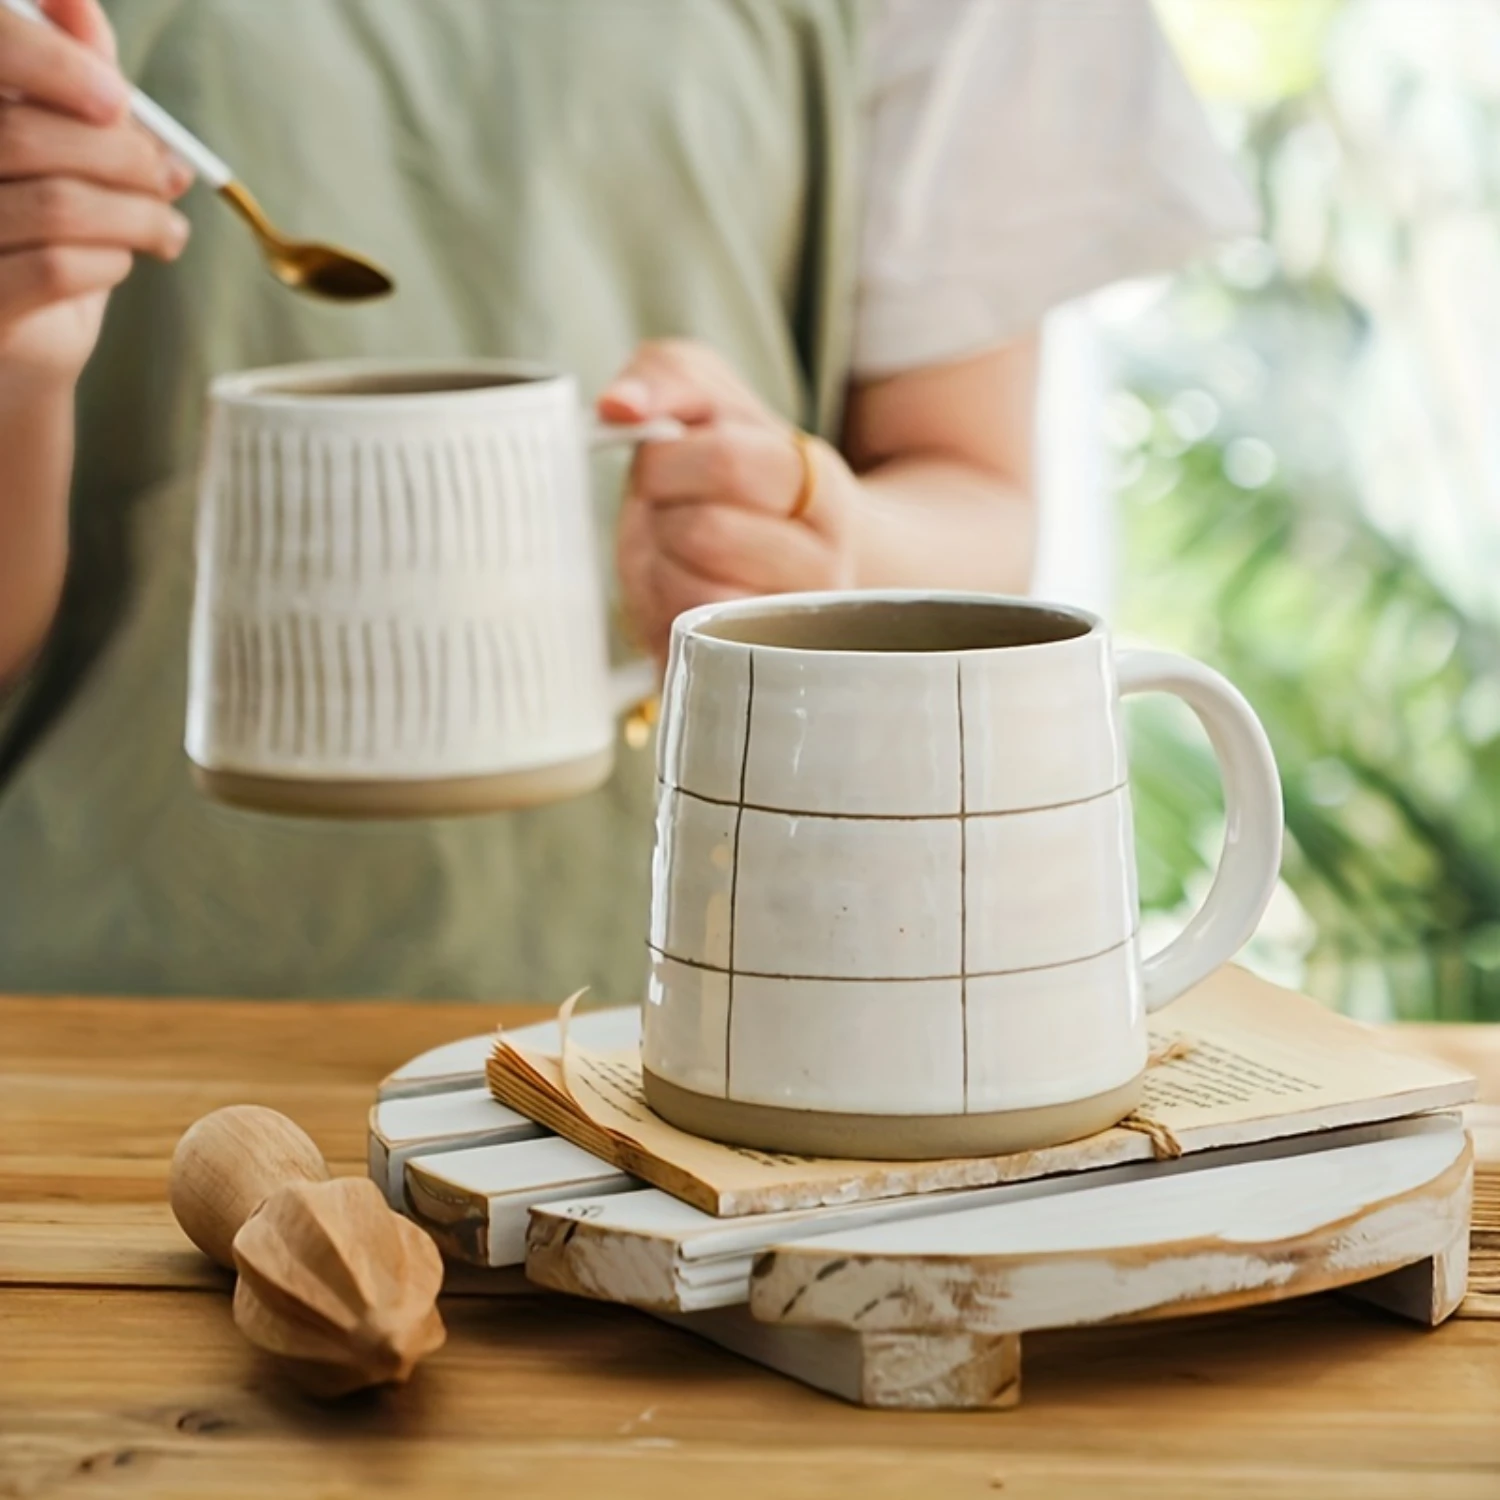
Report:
0,0,195,688
0,376,73,685
839,336,1039,596
846,453,1036,594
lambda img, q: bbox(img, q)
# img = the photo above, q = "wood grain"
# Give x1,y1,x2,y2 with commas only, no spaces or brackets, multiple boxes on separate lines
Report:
1401,1025,1500,1099
4,1289,1500,1499
2,996,1498,1499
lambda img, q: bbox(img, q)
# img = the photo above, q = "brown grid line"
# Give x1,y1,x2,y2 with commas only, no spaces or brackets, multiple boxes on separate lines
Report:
724,651,755,1098
650,930,1139,986
658,777,1127,823
957,657,968,1112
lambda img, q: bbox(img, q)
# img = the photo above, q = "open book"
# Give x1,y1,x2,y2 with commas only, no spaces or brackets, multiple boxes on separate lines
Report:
485,964,1476,1218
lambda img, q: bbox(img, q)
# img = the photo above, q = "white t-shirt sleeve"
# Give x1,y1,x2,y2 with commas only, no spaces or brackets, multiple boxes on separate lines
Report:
853,0,1259,379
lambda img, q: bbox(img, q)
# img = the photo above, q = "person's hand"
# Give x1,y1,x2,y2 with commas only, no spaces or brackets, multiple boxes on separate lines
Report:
600,339,858,661
0,0,192,390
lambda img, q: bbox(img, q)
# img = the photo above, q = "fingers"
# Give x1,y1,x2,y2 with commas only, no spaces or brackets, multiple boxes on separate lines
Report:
40,0,116,60
0,15,188,348
0,177,189,258
632,421,804,520
631,547,751,658
616,491,749,661
0,104,189,196
598,338,766,427
606,341,857,655
0,4,129,123
0,242,131,318
633,421,848,545
650,500,837,594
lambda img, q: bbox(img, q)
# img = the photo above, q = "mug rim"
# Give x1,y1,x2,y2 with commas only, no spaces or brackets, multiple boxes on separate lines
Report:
207,356,570,409
673,589,1106,658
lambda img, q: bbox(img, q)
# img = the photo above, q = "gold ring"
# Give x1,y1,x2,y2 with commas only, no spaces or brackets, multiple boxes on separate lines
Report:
789,429,817,521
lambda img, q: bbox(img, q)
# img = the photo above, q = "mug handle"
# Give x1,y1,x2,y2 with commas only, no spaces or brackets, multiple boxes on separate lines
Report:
589,416,685,452
586,416,686,724
1117,650,1284,1014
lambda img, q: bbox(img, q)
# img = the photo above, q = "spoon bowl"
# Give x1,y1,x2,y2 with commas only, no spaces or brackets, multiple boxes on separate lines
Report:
219,183,393,302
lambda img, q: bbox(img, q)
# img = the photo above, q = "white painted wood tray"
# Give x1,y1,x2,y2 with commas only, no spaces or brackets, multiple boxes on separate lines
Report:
369,1017,1473,1410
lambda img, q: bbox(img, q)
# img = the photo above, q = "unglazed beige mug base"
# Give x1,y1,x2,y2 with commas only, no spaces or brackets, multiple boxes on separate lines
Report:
189,748,613,820
642,1066,1144,1161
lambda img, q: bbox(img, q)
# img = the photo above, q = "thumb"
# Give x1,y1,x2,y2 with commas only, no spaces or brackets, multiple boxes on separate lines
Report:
597,344,719,428
595,376,660,425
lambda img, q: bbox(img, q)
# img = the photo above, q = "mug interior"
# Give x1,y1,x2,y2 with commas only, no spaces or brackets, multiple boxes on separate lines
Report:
254,370,549,398
696,596,1092,653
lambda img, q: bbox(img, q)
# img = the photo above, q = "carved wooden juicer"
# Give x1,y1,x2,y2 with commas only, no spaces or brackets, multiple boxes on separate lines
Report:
169,1105,445,1397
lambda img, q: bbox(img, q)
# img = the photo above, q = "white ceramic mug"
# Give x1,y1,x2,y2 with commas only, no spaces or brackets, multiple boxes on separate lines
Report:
642,591,1284,1159
185,358,676,817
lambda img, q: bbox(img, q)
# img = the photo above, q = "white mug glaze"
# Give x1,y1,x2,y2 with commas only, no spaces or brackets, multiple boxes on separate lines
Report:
642,591,1284,1149
184,357,671,812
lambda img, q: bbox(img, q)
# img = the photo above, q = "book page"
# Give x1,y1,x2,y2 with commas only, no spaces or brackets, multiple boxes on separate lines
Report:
486,965,1476,1217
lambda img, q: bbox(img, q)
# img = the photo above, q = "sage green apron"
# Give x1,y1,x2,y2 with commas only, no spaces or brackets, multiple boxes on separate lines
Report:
0,0,864,1000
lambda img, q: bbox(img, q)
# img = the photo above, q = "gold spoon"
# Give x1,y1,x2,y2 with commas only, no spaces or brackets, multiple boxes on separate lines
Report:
215,182,393,302
3,0,393,303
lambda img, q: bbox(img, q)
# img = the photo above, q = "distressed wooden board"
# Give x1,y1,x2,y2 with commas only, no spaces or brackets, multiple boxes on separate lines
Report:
524,1116,1467,1313
375,1035,494,1101
749,1118,1472,1338
657,1308,1022,1411
370,1028,1483,1410
1348,1225,1470,1326
403,1136,636,1266
369,1088,542,1202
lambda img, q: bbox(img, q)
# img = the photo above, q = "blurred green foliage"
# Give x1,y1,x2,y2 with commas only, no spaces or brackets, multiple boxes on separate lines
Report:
1116,392,1500,1020
1112,1,1500,1019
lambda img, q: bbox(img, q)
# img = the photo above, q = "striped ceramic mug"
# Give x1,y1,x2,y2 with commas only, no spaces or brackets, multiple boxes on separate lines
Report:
642,591,1284,1159
185,358,675,817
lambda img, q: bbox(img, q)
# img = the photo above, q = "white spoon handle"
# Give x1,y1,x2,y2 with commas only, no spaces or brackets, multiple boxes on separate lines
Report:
1,0,233,186
119,87,231,187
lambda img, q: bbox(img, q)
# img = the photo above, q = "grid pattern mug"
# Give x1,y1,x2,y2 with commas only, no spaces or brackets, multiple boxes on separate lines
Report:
642,592,1284,1159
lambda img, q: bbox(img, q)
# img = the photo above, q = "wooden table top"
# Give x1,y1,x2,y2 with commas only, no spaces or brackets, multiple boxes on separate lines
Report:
2,995,1497,1500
